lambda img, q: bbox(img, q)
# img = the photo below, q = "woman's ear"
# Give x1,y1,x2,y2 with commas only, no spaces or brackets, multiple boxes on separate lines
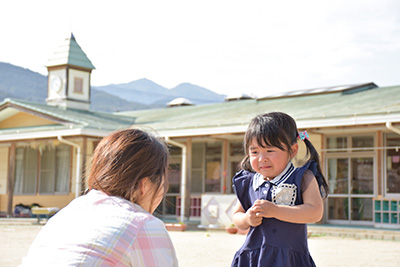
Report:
291,143,299,158
139,177,150,196
135,177,153,212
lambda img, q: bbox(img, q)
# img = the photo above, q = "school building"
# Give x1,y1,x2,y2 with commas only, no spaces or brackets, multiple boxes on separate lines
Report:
0,34,399,229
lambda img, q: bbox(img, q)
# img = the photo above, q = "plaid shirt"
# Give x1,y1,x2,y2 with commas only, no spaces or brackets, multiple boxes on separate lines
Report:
21,190,178,267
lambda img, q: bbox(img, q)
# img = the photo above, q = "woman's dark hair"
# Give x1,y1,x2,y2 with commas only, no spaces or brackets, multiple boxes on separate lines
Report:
241,112,328,198
87,128,170,206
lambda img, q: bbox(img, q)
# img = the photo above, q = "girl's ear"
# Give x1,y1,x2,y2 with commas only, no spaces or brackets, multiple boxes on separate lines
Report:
291,143,299,158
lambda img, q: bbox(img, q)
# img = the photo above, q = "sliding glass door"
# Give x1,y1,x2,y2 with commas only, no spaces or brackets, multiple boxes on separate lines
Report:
326,135,375,225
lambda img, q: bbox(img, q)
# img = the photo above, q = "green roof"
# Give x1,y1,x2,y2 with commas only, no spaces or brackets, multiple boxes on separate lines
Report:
1,84,400,139
46,33,95,70
0,98,133,135
116,84,400,136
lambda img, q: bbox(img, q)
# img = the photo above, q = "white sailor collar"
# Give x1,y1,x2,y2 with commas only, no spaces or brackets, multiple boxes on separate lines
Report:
252,162,294,191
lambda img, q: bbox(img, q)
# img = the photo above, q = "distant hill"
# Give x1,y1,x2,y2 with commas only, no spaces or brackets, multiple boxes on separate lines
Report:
0,62,47,102
0,62,226,112
95,79,226,105
91,90,151,112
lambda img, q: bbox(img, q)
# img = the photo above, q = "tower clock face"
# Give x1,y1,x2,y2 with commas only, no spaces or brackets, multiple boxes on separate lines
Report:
50,75,62,93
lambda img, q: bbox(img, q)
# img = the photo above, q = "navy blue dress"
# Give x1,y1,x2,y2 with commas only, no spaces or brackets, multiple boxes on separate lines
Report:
231,161,318,267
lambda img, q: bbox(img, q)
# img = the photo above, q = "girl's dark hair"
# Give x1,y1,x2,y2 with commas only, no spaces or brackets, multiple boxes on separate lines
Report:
241,112,328,198
87,128,170,206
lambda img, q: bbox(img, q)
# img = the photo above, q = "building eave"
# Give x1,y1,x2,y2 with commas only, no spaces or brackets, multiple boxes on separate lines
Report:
0,128,112,142
296,113,400,129
157,113,400,138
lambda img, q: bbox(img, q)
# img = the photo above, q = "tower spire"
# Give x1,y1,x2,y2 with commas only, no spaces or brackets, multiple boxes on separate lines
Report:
46,34,94,110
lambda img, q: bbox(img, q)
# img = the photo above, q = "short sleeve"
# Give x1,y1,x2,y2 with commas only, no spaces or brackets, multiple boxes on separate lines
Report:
297,161,326,198
232,170,254,211
301,169,316,194
130,218,178,267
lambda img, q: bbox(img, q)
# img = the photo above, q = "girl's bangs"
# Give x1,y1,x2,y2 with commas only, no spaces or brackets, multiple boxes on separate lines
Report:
250,127,286,151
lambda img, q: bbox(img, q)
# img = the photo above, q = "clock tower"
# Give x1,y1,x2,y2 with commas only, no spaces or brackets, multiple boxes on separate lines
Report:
46,33,95,110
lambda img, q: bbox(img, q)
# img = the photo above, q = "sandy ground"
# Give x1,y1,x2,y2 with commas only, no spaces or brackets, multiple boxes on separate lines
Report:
1,224,400,267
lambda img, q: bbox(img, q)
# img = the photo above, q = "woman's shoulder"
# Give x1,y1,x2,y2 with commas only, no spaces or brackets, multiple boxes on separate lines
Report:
84,190,158,228
80,191,167,234
97,202,165,241
139,215,168,233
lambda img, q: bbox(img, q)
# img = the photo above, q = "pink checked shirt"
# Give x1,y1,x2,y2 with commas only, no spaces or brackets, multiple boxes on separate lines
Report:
21,190,178,266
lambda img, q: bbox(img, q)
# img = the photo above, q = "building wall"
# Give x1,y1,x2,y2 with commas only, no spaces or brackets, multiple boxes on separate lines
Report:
294,131,323,167
0,113,55,128
0,146,9,194
0,146,9,212
0,137,100,215
59,137,97,195
68,137,100,194
83,138,99,189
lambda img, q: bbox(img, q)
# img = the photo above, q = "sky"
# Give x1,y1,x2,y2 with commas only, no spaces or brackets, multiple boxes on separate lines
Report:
1,0,400,98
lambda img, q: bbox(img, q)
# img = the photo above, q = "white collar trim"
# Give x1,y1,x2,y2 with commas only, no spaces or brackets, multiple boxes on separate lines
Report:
252,162,293,191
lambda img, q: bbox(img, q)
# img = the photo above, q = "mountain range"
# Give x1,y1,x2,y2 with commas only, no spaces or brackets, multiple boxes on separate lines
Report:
0,62,226,112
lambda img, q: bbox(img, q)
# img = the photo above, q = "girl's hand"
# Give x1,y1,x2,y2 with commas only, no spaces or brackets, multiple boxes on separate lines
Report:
251,199,275,218
246,204,263,227
249,171,324,224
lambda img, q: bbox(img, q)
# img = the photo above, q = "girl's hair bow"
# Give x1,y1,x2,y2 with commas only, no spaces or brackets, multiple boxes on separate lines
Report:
298,131,310,141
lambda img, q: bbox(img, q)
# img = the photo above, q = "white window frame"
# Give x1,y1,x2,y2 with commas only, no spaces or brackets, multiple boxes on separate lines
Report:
383,132,400,198
324,133,376,226
14,145,70,195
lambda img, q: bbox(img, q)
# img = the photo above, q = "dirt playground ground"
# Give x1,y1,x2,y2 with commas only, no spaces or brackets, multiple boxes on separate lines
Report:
1,224,400,267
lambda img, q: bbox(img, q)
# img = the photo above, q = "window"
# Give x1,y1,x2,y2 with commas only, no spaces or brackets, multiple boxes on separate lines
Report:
327,137,347,152
157,145,182,218
205,142,222,192
351,198,373,221
229,142,244,157
167,146,182,194
189,141,224,193
325,134,375,224
328,197,348,220
14,145,70,195
386,133,400,194
328,158,349,194
74,77,83,94
351,158,373,194
14,147,37,194
352,136,374,151
327,136,374,152
167,162,181,194
191,143,204,193
228,141,244,194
